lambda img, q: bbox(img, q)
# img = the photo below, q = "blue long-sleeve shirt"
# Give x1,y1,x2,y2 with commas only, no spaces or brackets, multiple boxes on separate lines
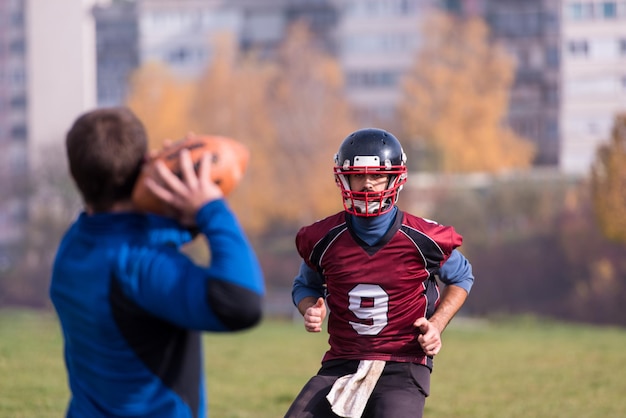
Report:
50,199,264,418
292,206,473,306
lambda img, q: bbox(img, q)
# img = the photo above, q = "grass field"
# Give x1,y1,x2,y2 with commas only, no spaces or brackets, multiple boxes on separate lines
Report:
1,310,626,417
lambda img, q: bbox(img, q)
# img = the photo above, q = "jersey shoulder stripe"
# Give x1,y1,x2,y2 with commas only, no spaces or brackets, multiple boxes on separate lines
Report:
296,211,347,272
310,222,348,273
399,225,445,275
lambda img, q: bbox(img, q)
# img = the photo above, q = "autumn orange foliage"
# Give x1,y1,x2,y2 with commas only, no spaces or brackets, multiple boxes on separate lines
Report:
591,112,626,243
126,25,355,235
398,12,535,173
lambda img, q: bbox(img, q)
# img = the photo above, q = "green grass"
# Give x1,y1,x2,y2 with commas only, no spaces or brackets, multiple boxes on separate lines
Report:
1,311,626,417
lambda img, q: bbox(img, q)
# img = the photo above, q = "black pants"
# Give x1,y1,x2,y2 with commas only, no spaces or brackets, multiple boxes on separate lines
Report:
284,360,430,418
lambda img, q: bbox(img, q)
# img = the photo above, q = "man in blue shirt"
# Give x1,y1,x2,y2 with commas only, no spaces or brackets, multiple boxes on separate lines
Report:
50,107,265,417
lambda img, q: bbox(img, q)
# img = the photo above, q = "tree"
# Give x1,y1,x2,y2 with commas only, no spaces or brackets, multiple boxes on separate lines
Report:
1,143,81,307
126,61,195,149
397,11,535,173
263,22,356,226
190,24,355,235
590,112,626,243
188,32,279,236
122,24,356,288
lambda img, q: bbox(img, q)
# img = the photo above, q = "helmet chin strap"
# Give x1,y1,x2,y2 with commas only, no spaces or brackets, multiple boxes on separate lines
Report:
348,197,391,215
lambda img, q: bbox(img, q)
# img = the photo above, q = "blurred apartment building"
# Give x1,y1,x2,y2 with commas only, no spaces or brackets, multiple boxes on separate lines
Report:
93,0,139,107
0,0,98,261
94,0,435,122
95,0,340,99
336,1,435,124
2,0,625,256
445,0,562,166
446,0,626,173
559,1,626,174
95,0,626,175
0,0,28,249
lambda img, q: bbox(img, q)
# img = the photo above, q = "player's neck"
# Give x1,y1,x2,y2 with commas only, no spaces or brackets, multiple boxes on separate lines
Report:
350,206,397,245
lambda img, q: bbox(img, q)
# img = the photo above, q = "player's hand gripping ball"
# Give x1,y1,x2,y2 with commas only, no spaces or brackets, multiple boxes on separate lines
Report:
132,133,250,215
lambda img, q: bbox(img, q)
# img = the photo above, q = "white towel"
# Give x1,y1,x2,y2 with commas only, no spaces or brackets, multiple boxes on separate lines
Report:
326,360,386,418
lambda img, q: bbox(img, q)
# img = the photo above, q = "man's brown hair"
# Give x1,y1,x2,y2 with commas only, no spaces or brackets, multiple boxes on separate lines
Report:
66,107,147,212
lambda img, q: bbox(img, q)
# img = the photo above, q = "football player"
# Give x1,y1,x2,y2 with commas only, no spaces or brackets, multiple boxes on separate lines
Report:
285,128,474,418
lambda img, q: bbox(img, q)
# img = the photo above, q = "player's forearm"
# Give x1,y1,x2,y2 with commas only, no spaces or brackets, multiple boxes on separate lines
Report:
297,296,319,316
429,285,468,333
292,261,326,308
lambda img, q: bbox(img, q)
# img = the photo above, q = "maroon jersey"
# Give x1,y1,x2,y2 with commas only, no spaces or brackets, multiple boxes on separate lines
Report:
296,210,462,369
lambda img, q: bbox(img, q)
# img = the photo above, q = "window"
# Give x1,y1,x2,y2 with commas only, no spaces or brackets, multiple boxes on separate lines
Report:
546,46,560,67
546,119,559,141
343,33,413,54
522,11,541,35
601,1,617,17
10,95,26,110
568,40,588,57
9,38,25,54
444,0,462,13
620,39,626,55
568,2,583,19
544,85,559,105
9,151,27,177
10,124,27,141
11,68,25,86
11,11,24,26
566,2,595,19
543,12,559,34
344,0,419,16
167,47,190,63
347,70,400,88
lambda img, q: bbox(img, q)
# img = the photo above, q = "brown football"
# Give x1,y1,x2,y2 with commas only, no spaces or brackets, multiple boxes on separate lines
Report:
132,133,249,215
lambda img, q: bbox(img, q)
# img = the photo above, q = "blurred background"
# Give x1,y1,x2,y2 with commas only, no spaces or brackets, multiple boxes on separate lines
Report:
1,0,625,326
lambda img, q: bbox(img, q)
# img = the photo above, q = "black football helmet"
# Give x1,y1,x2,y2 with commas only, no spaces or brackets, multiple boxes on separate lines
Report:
333,128,407,217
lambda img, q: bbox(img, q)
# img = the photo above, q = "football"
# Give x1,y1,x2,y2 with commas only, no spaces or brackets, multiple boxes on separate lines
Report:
132,133,250,215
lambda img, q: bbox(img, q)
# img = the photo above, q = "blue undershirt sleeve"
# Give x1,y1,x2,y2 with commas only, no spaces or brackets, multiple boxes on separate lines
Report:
292,261,325,307
439,249,474,294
